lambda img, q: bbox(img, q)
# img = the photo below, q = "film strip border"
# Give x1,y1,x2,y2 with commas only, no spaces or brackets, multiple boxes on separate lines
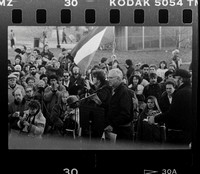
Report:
10,8,194,24
0,0,198,26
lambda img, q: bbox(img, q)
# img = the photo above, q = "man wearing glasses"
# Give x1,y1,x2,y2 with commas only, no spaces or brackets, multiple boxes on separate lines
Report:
105,68,134,142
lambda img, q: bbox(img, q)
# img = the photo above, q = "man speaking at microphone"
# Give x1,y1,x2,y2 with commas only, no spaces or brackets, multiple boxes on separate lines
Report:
83,69,112,139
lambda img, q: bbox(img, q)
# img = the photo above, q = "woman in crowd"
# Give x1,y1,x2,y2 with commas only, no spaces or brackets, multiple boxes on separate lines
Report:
157,60,168,80
136,96,165,143
49,91,69,136
128,74,144,95
13,54,24,69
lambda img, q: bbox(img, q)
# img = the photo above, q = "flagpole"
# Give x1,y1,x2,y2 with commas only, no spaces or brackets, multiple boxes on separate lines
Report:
112,26,116,62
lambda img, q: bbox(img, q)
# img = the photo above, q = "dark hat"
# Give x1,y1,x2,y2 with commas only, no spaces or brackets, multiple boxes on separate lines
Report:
67,95,79,108
174,69,191,78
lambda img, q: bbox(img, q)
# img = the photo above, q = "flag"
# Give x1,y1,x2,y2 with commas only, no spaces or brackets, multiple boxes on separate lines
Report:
70,27,108,74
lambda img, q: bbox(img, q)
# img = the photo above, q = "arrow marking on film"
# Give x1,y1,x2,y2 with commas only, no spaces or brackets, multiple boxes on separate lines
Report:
144,169,159,174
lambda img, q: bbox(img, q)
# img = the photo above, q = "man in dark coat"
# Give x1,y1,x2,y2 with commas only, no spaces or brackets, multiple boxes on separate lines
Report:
143,73,163,102
159,79,176,113
43,75,62,134
148,69,194,145
125,59,135,83
82,69,112,139
105,68,134,142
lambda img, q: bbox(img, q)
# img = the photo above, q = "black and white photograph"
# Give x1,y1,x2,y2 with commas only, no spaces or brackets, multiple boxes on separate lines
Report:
8,26,195,151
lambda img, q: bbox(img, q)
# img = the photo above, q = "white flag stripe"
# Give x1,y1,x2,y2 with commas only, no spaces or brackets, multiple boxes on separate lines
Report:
74,27,107,64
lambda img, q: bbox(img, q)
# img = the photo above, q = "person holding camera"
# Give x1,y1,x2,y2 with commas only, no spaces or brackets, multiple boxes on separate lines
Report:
13,100,46,137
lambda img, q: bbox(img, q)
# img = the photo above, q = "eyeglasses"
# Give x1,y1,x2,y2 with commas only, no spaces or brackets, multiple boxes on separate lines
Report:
26,90,32,93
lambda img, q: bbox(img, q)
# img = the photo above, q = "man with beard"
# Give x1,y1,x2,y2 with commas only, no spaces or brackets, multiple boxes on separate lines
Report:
8,73,25,105
140,64,150,82
11,100,46,137
8,88,28,131
25,65,40,85
105,68,134,142
148,69,193,145
68,66,85,97
143,73,162,102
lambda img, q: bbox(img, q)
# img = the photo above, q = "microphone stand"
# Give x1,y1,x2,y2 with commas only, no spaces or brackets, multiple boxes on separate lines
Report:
65,85,107,140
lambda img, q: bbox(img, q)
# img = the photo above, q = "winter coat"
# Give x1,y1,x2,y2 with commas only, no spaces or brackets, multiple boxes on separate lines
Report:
16,110,46,137
43,87,62,124
155,83,193,144
107,83,133,128
143,83,162,102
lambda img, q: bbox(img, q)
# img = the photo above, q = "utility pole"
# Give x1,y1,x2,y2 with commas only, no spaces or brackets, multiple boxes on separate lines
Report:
56,26,61,48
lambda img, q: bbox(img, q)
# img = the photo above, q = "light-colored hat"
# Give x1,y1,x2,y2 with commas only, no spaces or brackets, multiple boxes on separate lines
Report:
12,71,20,77
8,73,17,79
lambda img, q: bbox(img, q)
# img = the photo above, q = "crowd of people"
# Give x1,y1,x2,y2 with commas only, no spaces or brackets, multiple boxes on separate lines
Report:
8,44,194,147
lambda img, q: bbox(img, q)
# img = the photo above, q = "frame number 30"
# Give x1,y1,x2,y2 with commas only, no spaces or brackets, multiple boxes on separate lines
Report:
63,168,78,174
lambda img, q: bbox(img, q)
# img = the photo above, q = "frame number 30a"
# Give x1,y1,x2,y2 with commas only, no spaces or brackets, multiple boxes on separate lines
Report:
162,169,177,174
